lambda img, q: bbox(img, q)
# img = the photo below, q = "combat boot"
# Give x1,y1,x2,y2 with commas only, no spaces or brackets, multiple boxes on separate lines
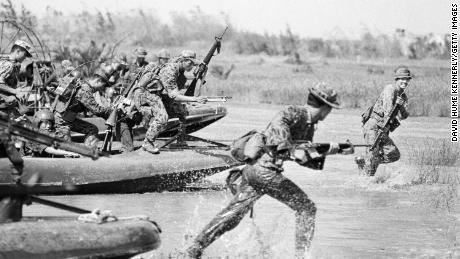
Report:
142,141,160,154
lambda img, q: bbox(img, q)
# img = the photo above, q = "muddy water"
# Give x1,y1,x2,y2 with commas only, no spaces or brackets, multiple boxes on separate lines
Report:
23,104,459,258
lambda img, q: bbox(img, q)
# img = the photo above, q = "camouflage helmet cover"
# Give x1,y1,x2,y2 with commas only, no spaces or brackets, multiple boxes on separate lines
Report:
32,109,54,128
135,47,148,57
157,49,171,59
12,40,33,57
180,49,200,64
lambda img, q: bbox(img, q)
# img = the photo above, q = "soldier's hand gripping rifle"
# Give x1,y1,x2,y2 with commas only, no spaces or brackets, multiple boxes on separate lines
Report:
102,70,143,151
184,26,229,97
0,113,101,160
292,140,370,170
370,91,405,151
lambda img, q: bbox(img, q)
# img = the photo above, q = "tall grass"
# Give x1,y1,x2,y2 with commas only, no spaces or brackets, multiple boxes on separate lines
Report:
406,138,459,184
0,1,450,60
202,56,450,117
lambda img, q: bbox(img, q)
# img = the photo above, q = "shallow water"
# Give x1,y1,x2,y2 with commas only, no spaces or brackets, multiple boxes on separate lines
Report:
22,104,460,258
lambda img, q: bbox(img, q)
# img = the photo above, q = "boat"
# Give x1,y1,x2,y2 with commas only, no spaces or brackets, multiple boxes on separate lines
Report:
0,144,240,195
71,103,228,142
0,216,161,259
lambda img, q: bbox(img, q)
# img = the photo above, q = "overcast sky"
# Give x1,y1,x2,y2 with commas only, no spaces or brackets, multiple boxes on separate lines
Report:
15,0,453,38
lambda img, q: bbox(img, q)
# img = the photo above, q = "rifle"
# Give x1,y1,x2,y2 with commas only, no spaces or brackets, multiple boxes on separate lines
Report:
184,26,229,97
0,113,101,160
295,141,370,155
370,91,405,151
102,69,143,151
179,96,232,103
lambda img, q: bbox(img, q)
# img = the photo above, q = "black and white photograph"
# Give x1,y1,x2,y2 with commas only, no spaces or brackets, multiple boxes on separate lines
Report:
0,0,458,258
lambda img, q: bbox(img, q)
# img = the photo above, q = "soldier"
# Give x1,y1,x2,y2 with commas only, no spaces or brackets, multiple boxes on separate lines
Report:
118,62,168,154
158,50,207,144
187,85,344,258
355,66,411,176
20,109,80,157
53,68,113,148
0,40,33,116
156,49,170,66
123,47,149,86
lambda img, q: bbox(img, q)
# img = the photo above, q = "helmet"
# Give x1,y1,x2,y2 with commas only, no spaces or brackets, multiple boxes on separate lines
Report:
394,66,412,79
157,49,171,59
135,47,147,57
32,109,54,128
180,50,199,64
12,40,33,57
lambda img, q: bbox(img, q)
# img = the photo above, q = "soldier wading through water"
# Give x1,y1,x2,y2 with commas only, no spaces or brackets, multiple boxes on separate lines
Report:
187,85,349,258
355,66,411,176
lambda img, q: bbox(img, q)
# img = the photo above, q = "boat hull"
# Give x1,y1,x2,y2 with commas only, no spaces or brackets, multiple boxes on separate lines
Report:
0,148,241,195
0,218,161,259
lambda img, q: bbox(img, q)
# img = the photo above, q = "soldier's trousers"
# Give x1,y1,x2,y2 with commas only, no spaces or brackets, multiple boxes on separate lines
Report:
363,118,401,176
188,165,316,259
162,95,188,141
119,119,136,153
139,98,169,147
54,113,99,148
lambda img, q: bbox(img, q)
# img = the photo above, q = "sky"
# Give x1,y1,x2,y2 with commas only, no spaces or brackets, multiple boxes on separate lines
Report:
13,0,454,38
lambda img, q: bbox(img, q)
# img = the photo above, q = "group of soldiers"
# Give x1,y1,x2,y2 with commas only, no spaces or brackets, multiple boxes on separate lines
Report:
1,40,210,157
0,40,413,258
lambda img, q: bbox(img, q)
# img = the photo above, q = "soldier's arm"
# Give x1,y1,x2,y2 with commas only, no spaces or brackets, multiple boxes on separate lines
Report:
398,94,409,120
76,87,111,118
381,85,395,122
0,83,17,96
159,65,181,99
0,63,18,96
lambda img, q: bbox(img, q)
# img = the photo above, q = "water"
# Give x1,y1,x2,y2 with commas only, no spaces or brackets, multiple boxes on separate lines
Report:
21,104,460,258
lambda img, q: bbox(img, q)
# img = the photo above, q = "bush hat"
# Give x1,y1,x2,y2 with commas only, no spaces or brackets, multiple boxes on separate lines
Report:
309,84,341,109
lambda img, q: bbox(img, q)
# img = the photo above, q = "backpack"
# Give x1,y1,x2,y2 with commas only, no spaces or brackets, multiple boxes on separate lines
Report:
230,130,258,162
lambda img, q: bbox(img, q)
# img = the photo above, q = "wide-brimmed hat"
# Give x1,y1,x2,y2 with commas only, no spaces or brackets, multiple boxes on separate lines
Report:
12,40,33,57
394,66,412,79
308,84,341,109
135,47,147,57
180,49,200,64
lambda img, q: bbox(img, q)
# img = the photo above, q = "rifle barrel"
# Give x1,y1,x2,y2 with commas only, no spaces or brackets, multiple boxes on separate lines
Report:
0,115,99,159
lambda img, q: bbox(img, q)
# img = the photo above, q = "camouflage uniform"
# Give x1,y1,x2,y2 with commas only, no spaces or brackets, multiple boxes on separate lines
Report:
362,84,409,176
117,62,168,152
54,79,111,148
158,58,189,122
124,60,148,87
188,105,317,259
133,88,168,147
0,57,20,114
